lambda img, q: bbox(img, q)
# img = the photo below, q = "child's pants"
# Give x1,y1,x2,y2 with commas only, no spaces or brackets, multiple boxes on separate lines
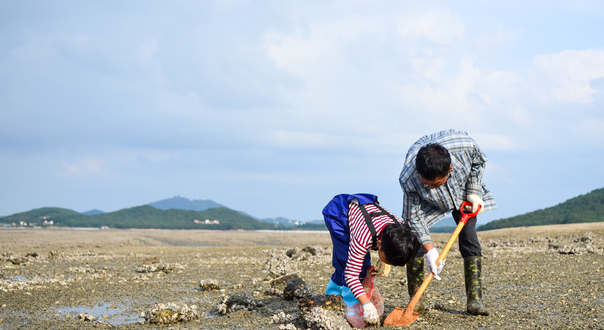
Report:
325,278,360,306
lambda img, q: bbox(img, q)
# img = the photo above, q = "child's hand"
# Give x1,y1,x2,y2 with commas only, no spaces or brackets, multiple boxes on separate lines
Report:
372,260,391,277
362,302,379,326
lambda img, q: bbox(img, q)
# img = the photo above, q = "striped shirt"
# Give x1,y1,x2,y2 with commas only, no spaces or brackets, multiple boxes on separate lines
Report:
399,130,497,246
345,202,401,299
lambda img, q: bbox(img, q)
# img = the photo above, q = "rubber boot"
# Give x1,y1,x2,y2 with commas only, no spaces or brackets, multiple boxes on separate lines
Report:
406,257,426,313
464,256,490,316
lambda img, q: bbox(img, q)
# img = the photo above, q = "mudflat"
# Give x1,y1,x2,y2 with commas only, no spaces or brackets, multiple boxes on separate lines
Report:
1,223,603,329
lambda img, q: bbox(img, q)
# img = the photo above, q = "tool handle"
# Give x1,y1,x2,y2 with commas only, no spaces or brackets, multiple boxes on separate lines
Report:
459,201,481,224
403,220,467,317
402,201,480,319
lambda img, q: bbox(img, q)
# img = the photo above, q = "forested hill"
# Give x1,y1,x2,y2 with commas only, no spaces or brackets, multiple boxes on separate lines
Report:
478,187,604,231
1,206,280,230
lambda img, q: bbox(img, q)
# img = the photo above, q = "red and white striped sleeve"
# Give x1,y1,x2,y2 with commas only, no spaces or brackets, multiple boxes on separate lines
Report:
344,203,398,299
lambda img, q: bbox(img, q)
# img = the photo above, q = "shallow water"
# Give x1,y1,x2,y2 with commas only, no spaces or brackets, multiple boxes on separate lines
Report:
57,303,140,325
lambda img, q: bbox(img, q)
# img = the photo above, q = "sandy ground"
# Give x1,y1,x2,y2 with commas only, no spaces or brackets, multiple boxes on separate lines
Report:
0,223,603,329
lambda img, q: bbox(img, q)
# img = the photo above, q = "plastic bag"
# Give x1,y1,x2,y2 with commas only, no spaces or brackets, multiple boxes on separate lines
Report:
345,266,384,329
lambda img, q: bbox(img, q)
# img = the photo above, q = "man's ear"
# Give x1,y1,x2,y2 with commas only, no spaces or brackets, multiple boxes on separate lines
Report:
377,239,382,249
448,165,454,173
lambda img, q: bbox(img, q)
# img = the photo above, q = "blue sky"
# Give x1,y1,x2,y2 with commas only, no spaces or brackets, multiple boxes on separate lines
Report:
1,1,603,225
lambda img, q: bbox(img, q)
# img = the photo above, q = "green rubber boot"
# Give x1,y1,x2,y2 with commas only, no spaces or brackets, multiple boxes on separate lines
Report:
406,257,426,313
464,256,490,316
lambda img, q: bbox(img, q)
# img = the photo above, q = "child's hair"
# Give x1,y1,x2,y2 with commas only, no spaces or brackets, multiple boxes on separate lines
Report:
380,222,421,266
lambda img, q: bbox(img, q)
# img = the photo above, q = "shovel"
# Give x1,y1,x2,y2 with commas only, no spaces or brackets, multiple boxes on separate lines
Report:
384,201,482,326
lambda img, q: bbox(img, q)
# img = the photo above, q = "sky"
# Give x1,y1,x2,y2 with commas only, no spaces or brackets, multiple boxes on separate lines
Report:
1,1,603,225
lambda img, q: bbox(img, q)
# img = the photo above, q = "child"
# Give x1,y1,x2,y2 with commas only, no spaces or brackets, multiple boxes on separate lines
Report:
322,193,420,326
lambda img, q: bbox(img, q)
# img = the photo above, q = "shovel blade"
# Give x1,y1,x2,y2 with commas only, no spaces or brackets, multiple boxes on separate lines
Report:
384,307,420,326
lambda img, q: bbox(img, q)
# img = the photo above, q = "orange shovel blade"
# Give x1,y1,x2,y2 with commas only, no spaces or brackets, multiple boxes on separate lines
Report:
384,307,419,326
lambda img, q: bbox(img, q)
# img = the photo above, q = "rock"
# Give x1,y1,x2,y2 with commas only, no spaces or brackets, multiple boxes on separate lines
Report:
48,250,64,259
25,252,39,258
264,288,283,296
217,303,228,315
299,295,346,314
76,313,96,322
270,274,301,290
302,246,318,256
1,252,25,265
136,263,185,273
286,248,300,258
302,307,352,330
142,257,160,265
264,250,298,278
199,279,221,291
284,278,313,300
270,311,298,324
219,294,263,314
142,302,199,324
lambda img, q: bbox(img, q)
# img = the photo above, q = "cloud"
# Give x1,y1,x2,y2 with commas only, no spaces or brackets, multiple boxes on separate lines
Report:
57,158,106,177
396,9,466,45
534,48,604,104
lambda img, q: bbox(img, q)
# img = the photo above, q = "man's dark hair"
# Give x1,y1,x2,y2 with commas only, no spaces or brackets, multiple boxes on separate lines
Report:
380,222,421,266
415,143,451,180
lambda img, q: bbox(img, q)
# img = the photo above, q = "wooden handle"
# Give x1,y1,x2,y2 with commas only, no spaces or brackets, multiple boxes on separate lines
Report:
403,221,466,314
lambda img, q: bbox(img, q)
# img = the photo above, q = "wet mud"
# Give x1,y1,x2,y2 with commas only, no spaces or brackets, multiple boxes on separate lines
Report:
0,224,603,329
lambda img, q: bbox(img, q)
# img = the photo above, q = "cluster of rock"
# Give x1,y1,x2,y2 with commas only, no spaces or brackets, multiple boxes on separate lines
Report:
484,233,604,255
1,251,41,267
264,246,331,279
546,233,603,255
136,262,185,273
141,302,199,324
198,279,220,291
0,276,73,292
217,293,264,314
135,246,352,329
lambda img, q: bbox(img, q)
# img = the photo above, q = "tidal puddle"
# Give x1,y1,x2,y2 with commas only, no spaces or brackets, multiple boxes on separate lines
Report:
58,303,140,325
2,275,54,282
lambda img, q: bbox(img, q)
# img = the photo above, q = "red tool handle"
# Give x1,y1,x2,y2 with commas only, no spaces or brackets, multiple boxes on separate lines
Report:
459,201,481,224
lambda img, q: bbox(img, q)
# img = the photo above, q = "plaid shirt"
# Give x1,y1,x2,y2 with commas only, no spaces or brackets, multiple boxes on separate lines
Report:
399,130,497,246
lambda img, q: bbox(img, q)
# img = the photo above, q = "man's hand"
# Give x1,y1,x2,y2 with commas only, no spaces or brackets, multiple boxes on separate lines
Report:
362,302,379,326
425,247,445,280
466,194,485,214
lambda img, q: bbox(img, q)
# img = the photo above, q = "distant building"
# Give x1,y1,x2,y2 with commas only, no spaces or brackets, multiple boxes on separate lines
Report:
43,220,54,226
193,219,220,224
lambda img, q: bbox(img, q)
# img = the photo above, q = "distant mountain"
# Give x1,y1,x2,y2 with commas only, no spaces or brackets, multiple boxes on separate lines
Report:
148,195,225,211
431,216,456,228
2,207,84,225
1,205,277,230
82,209,105,216
429,216,457,233
478,187,604,231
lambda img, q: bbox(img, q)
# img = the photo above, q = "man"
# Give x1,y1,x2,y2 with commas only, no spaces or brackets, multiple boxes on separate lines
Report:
399,129,496,316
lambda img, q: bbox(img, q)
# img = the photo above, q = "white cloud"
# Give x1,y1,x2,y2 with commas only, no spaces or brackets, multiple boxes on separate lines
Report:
57,158,106,177
396,10,466,45
534,49,604,104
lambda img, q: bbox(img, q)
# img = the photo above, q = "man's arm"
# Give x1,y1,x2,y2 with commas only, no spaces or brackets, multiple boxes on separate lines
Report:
466,145,488,196
403,190,444,280
403,190,432,247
